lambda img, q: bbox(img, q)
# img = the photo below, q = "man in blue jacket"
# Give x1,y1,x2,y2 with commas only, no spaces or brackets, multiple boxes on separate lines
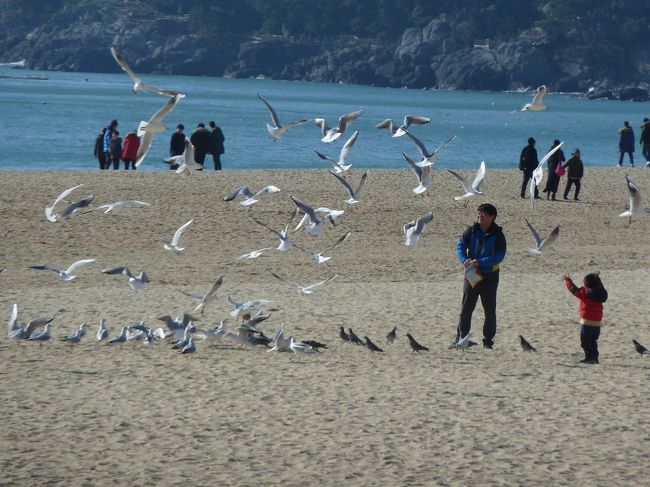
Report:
453,203,507,349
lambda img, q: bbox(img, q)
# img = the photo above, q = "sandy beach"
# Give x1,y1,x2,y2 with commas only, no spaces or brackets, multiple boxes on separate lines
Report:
1,167,650,486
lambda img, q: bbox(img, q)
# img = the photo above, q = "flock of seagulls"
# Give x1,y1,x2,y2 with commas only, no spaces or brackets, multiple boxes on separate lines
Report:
6,54,650,361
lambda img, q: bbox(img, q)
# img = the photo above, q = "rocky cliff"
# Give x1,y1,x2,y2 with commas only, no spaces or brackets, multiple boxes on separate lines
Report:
1,2,648,100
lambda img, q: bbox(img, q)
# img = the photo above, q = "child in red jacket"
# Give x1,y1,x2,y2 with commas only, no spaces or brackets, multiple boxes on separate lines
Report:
121,132,141,170
564,271,608,364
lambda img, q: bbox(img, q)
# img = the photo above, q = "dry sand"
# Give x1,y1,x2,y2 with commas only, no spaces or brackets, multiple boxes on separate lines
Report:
1,167,650,486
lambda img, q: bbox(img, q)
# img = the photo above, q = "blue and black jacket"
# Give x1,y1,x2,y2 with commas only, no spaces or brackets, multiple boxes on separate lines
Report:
456,222,506,275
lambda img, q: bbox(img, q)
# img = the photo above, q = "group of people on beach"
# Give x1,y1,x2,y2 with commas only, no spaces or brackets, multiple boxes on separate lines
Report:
518,117,650,202
93,119,225,171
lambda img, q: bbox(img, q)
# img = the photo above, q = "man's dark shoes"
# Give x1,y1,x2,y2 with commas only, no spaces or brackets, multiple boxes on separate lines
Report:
579,358,599,364
482,339,494,349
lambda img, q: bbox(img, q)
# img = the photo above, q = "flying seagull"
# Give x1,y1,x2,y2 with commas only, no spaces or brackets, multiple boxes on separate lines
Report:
90,200,150,214
223,185,281,207
403,150,432,196
447,161,486,207
294,232,351,264
110,47,185,97
102,266,149,292
178,276,224,314
250,214,295,252
314,110,362,143
135,94,184,167
162,219,193,253
405,133,457,168
329,169,369,204
258,94,310,141
525,219,560,256
268,270,338,295
376,115,430,137
403,212,433,247
529,141,565,213
29,259,95,281
313,130,359,174
520,85,548,111
619,175,650,224
45,184,93,222
164,138,202,174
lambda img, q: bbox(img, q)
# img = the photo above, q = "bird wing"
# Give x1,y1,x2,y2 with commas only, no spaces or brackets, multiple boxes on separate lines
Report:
414,212,433,235
447,169,472,193
539,225,560,251
353,170,369,197
253,186,281,198
268,270,298,289
313,118,330,136
471,161,486,192
538,141,564,170
524,219,543,248
403,115,431,128
250,217,284,241
29,264,60,273
258,94,281,128
64,259,96,275
304,274,339,291
110,47,141,85
339,130,359,163
375,119,395,132
405,131,430,158
52,184,83,207
7,303,18,333
178,290,204,301
321,232,351,254
102,266,132,278
291,196,321,225
531,85,547,105
224,186,253,201
135,131,154,166
329,170,355,198
337,110,362,131
204,276,224,301
432,135,458,157
402,150,423,180
171,219,193,246
149,94,182,123
313,148,336,165
626,175,643,212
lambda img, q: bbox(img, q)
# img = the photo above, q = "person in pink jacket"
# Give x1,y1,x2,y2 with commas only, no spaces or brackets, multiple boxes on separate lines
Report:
121,131,140,170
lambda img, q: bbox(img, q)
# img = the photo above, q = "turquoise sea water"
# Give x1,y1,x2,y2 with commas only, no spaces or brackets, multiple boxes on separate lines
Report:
1,69,649,171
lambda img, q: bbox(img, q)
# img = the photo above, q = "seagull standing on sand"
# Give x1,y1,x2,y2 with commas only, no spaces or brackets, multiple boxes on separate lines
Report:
405,133,457,167
376,115,431,137
181,336,197,354
313,130,359,174
289,337,315,360
27,323,51,344
96,319,109,341
403,212,433,247
135,94,184,167
315,110,362,143
447,161,486,207
29,259,95,281
525,219,560,256
110,47,185,97
162,219,193,253
107,326,128,346
619,175,650,224
257,94,310,141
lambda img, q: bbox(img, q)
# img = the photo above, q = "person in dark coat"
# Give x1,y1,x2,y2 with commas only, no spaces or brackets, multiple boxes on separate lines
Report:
109,130,123,170
94,127,107,169
563,148,584,200
168,124,186,171
542,139,566,201
189,122,212,169
640,117,650,166
208,120,225,171
103,119,118,169
618,120,635,167
519,137,540,199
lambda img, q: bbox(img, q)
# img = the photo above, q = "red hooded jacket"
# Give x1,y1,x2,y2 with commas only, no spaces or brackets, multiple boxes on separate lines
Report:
121,133,140,161
565,278,608,324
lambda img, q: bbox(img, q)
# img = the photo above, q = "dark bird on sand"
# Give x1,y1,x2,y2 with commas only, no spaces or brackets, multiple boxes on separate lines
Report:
519,335,537,352
406,333,429,353
364,336,384,353
348,328,364,345
386,326,397,343
339,326,350,343
633,339,650,355
302,340,328,351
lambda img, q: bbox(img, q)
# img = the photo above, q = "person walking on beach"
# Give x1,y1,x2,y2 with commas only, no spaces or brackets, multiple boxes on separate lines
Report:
190,122,211,169
121,130,140,170
640,117,650,166
103,119,118,170
519,137,540,199
94,127,107,169
618,120,635,167
109,130,123,170
564,271,608,364
542,139,566,201
208,120,225,171
562,148,584,201
453,203,507,349
168,124,185,170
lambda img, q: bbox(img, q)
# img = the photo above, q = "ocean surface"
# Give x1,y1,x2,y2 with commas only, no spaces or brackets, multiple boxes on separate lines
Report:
1,69,649,171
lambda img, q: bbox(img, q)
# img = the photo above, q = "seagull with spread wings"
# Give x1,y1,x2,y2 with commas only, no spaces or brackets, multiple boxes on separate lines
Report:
405,133,457,168
294,232,351,264
329,169,369,205
403,212,433,247
135,94,184,167
162,219,193,253
525,219,560,256
257,94,310,141
178,276,224,314
110,47,185,97
619,175,650,224
268,270,338,295
376,115,430,137
102,266,150,292
29,259,95,282
314,110,362,143
520,85,548,111
402,150,432,196
313,130,359,174
448,161,486,207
